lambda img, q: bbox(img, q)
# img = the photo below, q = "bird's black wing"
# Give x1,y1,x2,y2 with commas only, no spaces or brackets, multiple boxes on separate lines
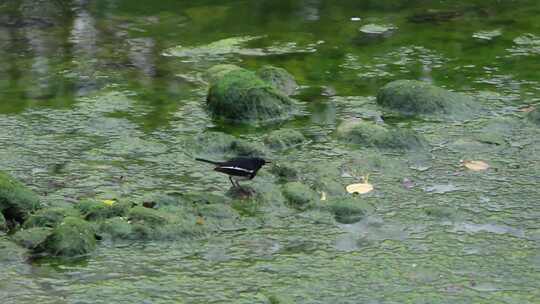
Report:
214,158,258,177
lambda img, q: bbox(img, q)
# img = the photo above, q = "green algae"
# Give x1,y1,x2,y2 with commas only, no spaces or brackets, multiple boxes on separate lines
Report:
282,182,320,210
1,0,540,303
23,207,80,228
0,171,41,224
207,68,296,124
12,227,52,250
40,217,96,257
76,199,131,221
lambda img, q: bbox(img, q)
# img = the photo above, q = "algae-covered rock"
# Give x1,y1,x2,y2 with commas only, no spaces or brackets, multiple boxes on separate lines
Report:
282,182,319,210
264,129,306,150
207,68,295,123
12,227,52,250
337,119,424,150
99,217,133,240
257,65,298,96
128,206,170,226
376,80,477,118
23,207,80,228
0,212,6,232
327,198,370,224
192,131,265,158
41,217,96,257
0,171,41,223
269,164,299,182
76,199,131,221
527,108,540,125
129,206,205,240
0,236,27,263
206,64,244,84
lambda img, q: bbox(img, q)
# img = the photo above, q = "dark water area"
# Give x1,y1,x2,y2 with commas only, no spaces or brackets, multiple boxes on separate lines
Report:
1,0,540,303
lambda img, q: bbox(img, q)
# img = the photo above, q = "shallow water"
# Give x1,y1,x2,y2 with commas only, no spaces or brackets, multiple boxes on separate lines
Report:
1,0,540,303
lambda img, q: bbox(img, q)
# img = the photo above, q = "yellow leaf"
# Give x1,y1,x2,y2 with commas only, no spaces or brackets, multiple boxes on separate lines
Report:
102,199,116,206
320,191,327,201
346,183,374,194
196,217,205,225
463,160,490,171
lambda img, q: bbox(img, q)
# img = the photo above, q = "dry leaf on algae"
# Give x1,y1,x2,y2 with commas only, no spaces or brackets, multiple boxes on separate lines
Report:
346,175,374,194
462,160,490,171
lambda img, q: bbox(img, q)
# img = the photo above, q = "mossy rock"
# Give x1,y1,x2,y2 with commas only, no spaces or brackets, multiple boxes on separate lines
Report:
257,65,298,96
264,129,306,150
282,182,319,210
12,227,52,250
76,199,131,221
527,108,540,125
206,64,244,84
327,198,370,224
337,119,425,150
207,68,296,123
23,207,80,228
192,131,265,158
269,164,299,182
0,236,27,263
99,217,134,240
0,171,41,223
376,80,478,119
40,217,96,257
128,206,170,227
0,212,6,232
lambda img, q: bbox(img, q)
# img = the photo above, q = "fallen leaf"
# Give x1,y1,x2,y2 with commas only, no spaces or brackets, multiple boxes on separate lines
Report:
196,217,205,225
462,160,490,171
320,191,327,201
102,199,115,206
518,105,535,113
346,175,374,194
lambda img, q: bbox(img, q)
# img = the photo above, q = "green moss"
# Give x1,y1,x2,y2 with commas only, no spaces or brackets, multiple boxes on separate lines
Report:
257,65,298,96
76,199,131,221
0,236,27,263
231,198,263,217
0,171,41,223
269,164,299,182
327,198,369,224
206,64,244,84
377,80,478,118
23,207,80,228
0,212,6,231
128,206,170,226
264,129,305,150
193,131,265,158
282,182,319,210
41,217,96,257
99,217,133,240
12,227,52,249
527,108,540,125
207,68,295,123
337,120,425,150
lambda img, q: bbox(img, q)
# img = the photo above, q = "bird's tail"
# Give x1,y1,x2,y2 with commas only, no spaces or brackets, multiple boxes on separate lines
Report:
195,158,221,165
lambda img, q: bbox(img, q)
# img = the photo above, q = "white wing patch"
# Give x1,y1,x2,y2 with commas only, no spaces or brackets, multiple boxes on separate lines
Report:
219,166,254,173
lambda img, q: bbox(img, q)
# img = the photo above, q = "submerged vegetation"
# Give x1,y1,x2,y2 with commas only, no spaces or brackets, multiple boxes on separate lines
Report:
1,0,540,303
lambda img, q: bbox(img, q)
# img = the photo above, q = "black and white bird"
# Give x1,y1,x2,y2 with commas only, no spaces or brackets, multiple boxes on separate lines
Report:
195,157,269,187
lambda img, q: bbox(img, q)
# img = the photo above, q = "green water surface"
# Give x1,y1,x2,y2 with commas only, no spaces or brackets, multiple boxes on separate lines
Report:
1,0,539,303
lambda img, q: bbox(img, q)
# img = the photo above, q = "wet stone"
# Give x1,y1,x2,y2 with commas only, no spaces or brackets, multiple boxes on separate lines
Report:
0,171,41,224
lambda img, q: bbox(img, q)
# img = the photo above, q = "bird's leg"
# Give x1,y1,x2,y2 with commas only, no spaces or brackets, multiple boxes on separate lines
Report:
228,176,237,188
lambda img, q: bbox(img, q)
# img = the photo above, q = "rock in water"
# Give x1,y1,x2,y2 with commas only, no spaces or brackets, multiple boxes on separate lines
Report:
257,65,298,96
376,80,478,119
40,217,96,257
207,68,296,124
337,119,425,150
0,171,41,224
